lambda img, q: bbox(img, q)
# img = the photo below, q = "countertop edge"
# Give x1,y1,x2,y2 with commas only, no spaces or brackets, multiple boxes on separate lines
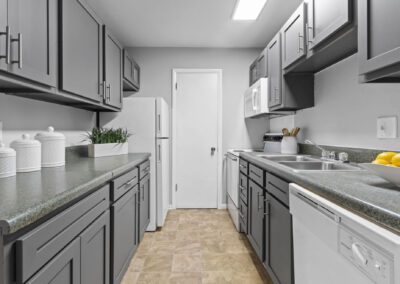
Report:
240,152,400,235
3,153,151,235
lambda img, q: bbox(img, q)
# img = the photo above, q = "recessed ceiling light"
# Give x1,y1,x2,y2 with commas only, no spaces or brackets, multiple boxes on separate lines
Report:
232,0,267,21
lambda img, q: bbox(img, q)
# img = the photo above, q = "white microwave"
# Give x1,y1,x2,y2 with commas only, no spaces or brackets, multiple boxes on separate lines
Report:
244,78,269,118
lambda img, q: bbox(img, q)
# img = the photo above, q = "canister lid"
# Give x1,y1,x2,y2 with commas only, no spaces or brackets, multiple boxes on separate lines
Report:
35,126,65,141
10,134,41,149
0,142,16,158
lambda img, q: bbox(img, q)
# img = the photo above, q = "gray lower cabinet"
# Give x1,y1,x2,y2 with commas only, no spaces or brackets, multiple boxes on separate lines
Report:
264,193,293,284
60,0,103,102
2,0,57,87
282,3,306,69
103,27,122,109
81,210,110,284
305,0,352,50
111,187,138,284
123,50,140,92
248,179,264,261
139,173,150,241
358,0,400,82
26,238,81,284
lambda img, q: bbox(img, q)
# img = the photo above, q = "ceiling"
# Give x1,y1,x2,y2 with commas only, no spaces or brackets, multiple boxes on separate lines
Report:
85,0,302,48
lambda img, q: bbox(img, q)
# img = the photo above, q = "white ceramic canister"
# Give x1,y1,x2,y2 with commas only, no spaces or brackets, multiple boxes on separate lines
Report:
281,136,299,154
0,142,16,178
10,134,41,172
35,127,66,167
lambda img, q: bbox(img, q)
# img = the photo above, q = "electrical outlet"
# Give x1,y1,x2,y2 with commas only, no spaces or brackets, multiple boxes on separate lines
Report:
377,116,397,139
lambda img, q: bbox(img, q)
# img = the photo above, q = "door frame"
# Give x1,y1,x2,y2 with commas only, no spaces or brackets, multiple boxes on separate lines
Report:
171,69,224,209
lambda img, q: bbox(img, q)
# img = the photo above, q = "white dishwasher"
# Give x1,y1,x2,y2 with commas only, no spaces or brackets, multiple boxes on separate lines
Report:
290,184,400,284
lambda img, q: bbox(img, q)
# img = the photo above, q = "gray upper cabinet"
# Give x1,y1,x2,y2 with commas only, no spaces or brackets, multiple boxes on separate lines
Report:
248,180,264,261
3,0,57,87
305,0,352,50
103,27,122,109
81,210,110,284
0,0,8,71
358,0,400,82
60,0,103,102
267,33,282,109
123,50,140,92
249,48,267,86
282,3,306,69
26,238,81,284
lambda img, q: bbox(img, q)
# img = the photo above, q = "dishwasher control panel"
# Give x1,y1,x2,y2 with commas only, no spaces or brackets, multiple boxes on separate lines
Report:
339,226,394,284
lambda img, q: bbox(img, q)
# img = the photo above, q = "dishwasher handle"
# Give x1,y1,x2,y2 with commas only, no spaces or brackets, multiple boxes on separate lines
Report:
296,192,341,223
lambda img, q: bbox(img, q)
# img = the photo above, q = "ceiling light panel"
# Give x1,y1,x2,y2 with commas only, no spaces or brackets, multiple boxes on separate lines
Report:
232,0,267,21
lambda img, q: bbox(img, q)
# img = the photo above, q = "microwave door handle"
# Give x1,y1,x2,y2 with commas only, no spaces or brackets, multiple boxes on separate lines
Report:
252,89,257,111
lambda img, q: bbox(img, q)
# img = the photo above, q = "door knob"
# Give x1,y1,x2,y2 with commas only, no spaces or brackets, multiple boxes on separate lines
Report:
211,147,216,155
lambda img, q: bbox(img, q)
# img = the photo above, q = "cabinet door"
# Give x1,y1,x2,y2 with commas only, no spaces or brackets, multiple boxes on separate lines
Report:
358,0,400,76
0,0,8,71
249,60,258,86
60,0,103,102
111,188,138,284
257,49,268,79
282,3,306,69
247,180,264,261
26,238,81,284
81,210,110,284
306,0,351,50
103,27,122,109
267,33,282,108
7,0,57,87
264,195,293,284
139,174,150,241
132,61,140,90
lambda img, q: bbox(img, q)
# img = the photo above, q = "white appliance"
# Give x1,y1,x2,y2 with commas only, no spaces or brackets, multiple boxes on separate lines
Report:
244,78,269,118
226,149,261,231
101,97,170,231
290,183,400,284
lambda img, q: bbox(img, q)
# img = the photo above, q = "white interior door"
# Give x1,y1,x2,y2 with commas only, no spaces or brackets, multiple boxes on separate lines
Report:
175,71,220,208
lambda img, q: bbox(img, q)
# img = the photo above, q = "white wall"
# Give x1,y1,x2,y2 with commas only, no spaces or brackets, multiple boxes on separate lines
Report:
0,93,95,146
128,47,269,153
127,47,269,206
270,54,400,151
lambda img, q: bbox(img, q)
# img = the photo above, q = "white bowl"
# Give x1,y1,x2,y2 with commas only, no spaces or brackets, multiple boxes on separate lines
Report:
360,163,400,186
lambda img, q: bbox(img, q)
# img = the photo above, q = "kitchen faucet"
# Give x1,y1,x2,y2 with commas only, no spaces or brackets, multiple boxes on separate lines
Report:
304,140,334,160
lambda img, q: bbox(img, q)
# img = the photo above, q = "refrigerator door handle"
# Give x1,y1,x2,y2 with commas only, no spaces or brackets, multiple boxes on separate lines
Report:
158,143,161,162
158,114,161,134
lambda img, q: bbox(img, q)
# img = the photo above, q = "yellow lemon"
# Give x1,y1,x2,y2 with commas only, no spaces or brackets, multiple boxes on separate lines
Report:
391,154,400,167
376,152,398,162
372,159,390,165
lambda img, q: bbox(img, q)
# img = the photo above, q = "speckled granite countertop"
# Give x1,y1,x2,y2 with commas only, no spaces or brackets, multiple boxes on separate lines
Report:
241,152,400,235
0,150,150,235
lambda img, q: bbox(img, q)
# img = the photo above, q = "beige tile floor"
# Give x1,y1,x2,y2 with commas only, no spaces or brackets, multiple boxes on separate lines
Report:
121,209,272,284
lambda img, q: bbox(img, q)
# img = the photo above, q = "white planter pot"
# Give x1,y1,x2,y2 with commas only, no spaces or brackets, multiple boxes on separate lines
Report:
88,142,128,158
281,136,298,154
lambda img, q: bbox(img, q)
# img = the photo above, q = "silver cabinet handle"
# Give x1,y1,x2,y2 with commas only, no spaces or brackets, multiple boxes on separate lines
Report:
11,33,22,69
102,81,107,101
264,199,270,216
307,25,313,44
0,26,10,64
298,32,303,53
257,192,263,210
106,84,111,102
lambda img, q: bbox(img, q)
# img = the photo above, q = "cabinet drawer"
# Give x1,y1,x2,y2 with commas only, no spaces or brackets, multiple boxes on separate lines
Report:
266,173,289,206
249,164,264,186
239,200,248,225
139,160,150,179
239,159,248,175
111,168,139,201
239,173,248,204
16,185,110,284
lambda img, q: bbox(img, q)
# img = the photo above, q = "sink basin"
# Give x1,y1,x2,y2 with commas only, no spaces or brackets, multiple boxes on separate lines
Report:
278,161,362,172
261,155,319,162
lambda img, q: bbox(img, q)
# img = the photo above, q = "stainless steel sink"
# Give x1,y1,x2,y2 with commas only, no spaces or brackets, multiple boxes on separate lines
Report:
261,155,319,162
278,161,362,172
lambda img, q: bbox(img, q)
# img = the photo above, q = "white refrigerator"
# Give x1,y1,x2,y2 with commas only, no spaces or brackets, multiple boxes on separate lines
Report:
100,97,170,231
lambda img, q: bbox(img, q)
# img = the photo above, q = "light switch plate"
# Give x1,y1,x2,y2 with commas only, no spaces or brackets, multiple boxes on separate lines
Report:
377,116,398,139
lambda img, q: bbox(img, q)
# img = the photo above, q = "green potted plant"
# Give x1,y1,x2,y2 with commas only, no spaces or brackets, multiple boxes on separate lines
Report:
86,127,130,158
